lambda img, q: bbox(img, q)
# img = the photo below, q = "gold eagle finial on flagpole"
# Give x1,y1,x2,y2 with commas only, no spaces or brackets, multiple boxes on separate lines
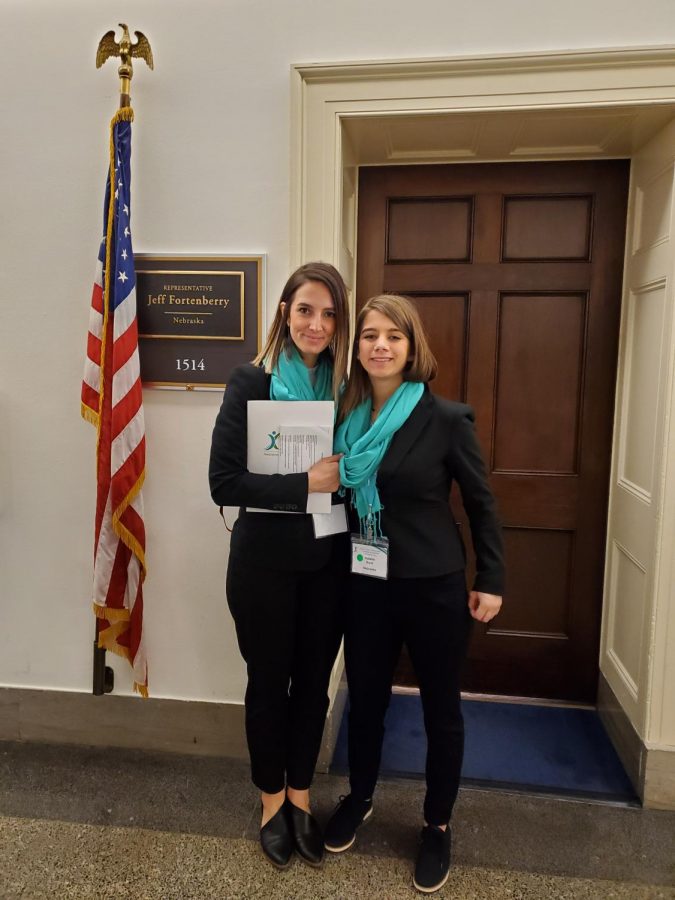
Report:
96,24,154,108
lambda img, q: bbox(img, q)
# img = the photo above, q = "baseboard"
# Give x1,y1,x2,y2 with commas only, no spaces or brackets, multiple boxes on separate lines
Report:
0,687,247,759
643,749,675,810
0,681,347,771
596,672,645,796
5,682,673,808
597,673,675,809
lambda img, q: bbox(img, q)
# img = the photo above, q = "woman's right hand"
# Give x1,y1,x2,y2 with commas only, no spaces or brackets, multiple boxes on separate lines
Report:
308,453,343,493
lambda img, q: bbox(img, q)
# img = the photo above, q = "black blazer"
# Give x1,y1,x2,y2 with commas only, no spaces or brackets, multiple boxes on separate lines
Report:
363,387,504,593
209,363,342,572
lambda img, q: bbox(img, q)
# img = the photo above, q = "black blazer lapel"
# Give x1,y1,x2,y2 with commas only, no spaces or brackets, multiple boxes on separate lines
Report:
377,388,434,486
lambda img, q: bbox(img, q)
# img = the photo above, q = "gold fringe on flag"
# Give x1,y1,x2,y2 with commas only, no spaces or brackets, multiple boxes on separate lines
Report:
81,403,99,427
93,603,148,697
112,470,147,575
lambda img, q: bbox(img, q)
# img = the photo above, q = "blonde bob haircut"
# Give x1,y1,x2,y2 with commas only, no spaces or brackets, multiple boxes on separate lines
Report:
339,293,437,421
253,262,350,402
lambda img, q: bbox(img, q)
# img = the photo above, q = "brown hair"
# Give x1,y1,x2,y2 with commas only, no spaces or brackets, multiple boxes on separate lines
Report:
253,262,350,401
338,293,437,420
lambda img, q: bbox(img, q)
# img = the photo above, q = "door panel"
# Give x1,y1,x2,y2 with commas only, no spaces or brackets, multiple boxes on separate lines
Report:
357,161,630,702
387,198,473,261
501,195,593,260
407,293,468,401
494,292,585,474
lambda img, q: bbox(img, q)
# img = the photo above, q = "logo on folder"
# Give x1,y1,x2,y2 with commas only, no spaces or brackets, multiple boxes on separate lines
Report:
264,430,281,454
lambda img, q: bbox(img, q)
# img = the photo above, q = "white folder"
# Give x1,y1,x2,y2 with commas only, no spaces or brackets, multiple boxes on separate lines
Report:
246,400,334,514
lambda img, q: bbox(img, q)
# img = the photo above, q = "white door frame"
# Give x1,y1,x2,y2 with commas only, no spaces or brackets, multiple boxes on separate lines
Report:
292,46,675,807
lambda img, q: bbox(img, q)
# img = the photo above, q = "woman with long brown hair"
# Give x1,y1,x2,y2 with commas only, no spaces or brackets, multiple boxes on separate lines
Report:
325,294,504,893
209,262,350,869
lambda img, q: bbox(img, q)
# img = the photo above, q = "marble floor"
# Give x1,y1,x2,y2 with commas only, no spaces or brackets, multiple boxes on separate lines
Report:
1,742,674,899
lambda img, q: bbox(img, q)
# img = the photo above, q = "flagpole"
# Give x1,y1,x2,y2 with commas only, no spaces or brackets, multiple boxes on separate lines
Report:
92,639,113,695
92,24,153,697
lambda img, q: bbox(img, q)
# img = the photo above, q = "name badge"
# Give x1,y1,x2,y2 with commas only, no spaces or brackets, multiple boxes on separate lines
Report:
313,503,349,539
351,534,389,579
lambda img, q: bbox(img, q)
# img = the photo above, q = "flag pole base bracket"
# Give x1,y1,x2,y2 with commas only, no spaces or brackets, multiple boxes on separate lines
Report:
93,642,115,695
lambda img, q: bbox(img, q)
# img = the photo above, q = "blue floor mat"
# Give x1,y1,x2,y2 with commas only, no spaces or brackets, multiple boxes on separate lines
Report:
331,695,638,802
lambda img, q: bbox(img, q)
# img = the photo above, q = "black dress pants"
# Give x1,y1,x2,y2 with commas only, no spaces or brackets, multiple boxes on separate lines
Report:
226,550,345,794
344,570,472,826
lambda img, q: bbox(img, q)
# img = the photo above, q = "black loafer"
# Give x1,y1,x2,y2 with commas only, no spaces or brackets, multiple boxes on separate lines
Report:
260,803,293,869
287,800,324,866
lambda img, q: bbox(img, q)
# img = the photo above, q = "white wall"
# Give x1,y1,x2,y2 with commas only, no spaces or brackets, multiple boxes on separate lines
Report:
2,0,674,701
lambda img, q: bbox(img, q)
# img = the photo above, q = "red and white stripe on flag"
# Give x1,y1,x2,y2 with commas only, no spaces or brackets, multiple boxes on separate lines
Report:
81,107,148,696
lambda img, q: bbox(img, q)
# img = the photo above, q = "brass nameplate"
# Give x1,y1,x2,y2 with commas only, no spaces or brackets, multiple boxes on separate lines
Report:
135,255,263,389
138,269,244,341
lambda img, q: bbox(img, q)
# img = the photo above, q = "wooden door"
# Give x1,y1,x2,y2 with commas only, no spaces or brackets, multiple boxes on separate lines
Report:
357,161,630,702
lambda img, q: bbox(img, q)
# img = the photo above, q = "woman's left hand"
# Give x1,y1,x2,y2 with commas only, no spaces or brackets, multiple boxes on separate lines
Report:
468,591,502,623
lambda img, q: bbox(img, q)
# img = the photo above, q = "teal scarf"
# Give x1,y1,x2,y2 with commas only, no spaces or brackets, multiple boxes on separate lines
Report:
270,346,332,401
335,381,424,535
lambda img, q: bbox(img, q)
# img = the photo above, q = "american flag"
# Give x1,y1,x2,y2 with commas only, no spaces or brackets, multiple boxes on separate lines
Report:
81,108,148,696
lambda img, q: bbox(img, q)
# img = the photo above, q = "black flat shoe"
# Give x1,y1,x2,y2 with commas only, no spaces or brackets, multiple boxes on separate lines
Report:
260,803,293,869
286,800,324,866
